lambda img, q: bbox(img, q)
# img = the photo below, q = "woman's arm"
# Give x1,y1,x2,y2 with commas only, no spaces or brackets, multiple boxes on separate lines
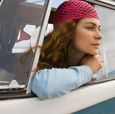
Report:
32,65,92,100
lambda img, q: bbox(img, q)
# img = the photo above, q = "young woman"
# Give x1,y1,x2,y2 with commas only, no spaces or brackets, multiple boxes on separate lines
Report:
31,0,103,100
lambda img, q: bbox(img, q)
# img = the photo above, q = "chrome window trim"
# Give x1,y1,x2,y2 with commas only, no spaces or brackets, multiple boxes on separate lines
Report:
26,0,53,94
85,76,115,86
0,0,4,6
85,0,115,10
97,0,115,6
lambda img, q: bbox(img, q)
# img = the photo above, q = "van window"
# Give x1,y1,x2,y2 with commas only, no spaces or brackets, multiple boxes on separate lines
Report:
46,0,115,81
0,0,46,88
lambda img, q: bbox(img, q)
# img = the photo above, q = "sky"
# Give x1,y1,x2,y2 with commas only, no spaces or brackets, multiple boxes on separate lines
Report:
52,0,66,8
26,0,66,8
26,0,45,5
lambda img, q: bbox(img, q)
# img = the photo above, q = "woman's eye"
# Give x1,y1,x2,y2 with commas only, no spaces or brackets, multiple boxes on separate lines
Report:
87,26,94,30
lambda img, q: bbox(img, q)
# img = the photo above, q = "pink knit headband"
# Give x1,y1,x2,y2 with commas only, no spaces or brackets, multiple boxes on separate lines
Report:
54,0,99,27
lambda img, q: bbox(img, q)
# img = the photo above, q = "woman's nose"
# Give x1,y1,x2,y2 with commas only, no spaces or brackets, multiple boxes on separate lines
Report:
94,31,103,40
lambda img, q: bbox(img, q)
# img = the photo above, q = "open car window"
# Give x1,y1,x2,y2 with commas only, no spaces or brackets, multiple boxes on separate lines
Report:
0,0,49,89
41,0,115,83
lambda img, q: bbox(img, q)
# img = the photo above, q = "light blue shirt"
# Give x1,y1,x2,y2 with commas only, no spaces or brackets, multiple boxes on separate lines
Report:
32,65,93,100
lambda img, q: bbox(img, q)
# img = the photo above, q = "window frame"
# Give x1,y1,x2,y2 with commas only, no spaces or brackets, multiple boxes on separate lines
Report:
85,0,115,10
26,0,53,93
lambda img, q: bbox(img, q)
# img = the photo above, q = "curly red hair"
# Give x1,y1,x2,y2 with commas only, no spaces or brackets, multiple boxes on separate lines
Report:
21,19,80,71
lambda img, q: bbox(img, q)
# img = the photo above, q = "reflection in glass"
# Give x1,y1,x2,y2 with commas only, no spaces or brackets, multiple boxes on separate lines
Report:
0,0,46,86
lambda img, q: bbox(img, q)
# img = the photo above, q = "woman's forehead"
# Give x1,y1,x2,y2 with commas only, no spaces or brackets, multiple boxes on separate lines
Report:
78,18,101,26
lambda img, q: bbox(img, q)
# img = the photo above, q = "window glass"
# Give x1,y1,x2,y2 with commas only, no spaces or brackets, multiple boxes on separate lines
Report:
95,5,115,77
0,0,46,87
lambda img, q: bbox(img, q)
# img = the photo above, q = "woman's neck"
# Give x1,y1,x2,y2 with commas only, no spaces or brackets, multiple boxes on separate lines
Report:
68,50,86,67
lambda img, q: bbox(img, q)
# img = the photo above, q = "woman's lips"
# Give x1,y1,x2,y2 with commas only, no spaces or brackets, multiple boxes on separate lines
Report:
91,43,100,49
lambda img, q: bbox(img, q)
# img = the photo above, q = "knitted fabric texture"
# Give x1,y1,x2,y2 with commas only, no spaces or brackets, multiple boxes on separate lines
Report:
54,0,99,27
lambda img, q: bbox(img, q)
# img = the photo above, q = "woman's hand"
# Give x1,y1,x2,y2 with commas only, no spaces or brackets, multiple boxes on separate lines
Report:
80,54,103,74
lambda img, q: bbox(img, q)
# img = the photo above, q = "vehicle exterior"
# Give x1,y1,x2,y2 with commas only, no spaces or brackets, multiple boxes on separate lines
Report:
0,0,115,114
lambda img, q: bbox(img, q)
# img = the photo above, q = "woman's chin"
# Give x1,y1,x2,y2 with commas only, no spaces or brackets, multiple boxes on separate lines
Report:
88,50,99,55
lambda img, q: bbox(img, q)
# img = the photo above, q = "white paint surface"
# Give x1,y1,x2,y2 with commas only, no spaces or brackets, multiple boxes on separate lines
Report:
0,80,115,114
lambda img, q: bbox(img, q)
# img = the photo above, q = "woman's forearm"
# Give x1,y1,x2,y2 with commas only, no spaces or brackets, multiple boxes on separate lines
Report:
32,65,93,100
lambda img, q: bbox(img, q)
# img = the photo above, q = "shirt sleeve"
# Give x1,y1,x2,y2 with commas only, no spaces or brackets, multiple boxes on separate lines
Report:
32,65,93,100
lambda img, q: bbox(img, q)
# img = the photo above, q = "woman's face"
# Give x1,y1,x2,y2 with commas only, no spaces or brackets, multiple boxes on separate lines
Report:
74,18,103,55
